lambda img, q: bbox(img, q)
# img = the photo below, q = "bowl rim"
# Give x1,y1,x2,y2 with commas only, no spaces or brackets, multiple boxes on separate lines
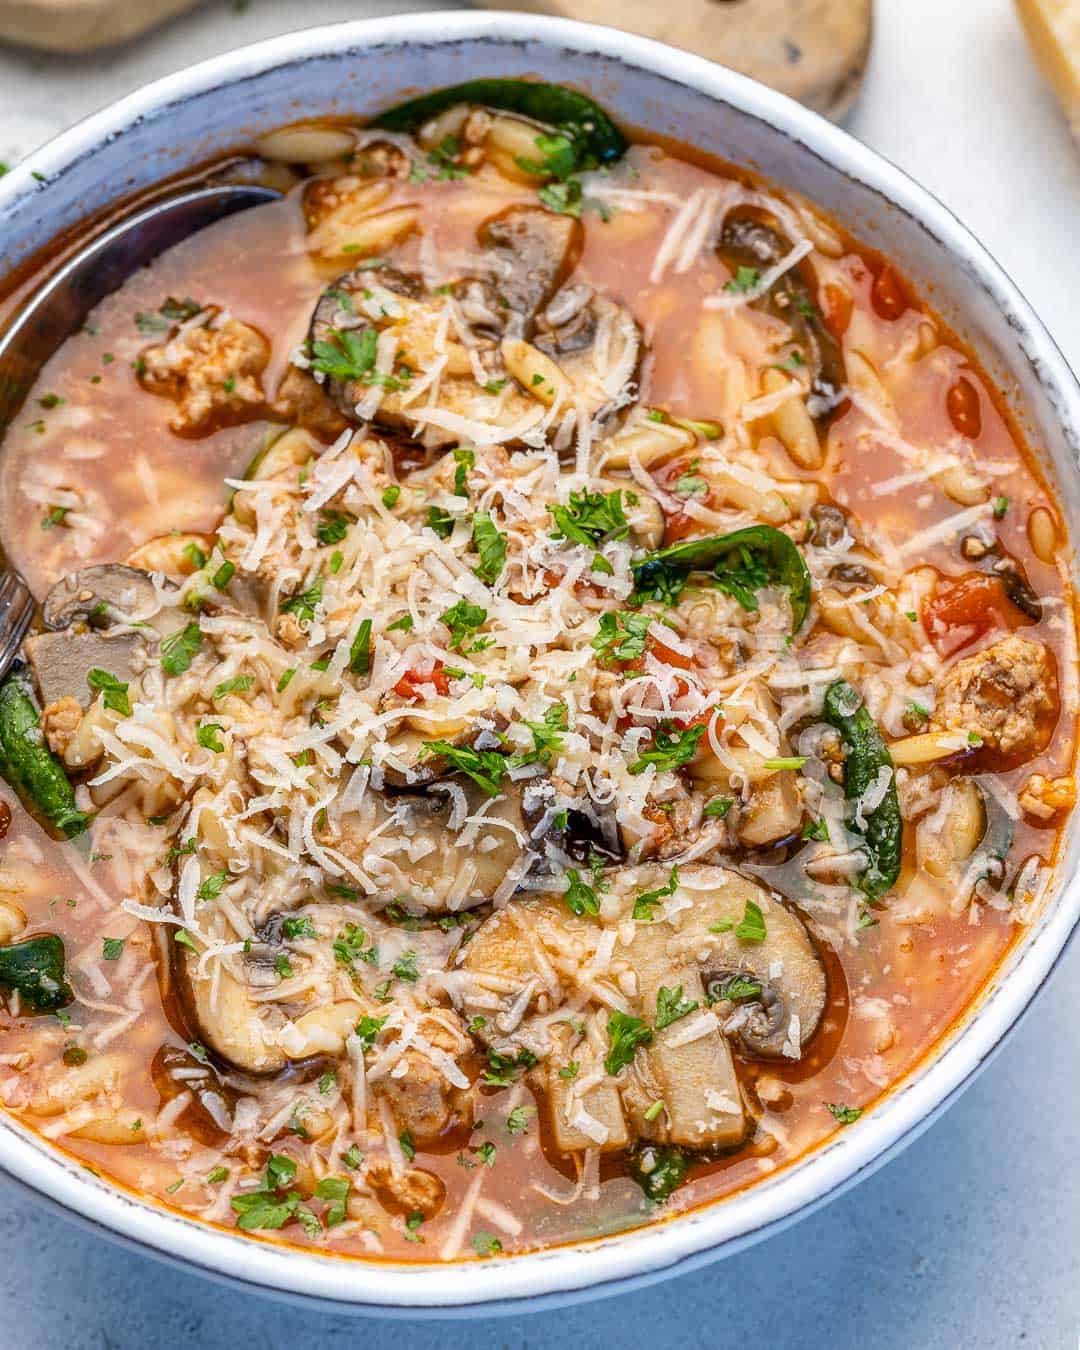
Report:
1,8,1079,1314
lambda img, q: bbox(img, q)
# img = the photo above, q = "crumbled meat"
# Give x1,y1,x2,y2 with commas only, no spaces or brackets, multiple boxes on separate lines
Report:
40,696,83,758
363,1159,446,1220
1019,772,1076,820
369,1013,473,1147
138,312,269,435
936,633,1056,757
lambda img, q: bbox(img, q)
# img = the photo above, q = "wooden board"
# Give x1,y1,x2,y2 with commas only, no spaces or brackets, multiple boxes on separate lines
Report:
0,0,201,52
478,0,874,121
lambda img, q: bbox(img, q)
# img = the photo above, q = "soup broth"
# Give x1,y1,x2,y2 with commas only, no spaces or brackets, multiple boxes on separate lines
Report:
0,86,1072,1262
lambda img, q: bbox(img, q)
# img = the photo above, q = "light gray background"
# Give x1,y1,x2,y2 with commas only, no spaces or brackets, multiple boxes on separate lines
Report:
3,0,1079,1345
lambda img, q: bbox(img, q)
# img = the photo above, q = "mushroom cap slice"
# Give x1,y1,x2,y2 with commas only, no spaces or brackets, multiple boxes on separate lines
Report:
716,205,846,424
614,864,827,1059
478,204,582,331
172,941,287,1075
615,913,746,1150
24,629,148,709
42,564,166,631
333,778,534,911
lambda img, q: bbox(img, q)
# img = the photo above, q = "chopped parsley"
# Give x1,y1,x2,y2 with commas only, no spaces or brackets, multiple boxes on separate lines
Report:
309,326,377,382
333,924,377,968
452,446,475,496
160,622,202,676
354,1015,388,1050
213,674,254,700
316,509,353,545
86,668,130,717
629,723,706,775
710,898,767,943
655,984,699,1030
506,1104,535,1136
591,609,652,664
439,598,488,652
826,1102,863,1125
196,871,228,901
196,722,225,753
703,796,733,819
422,740,506,797
101,937,125,961
471,513,507,585
282,916,316,940
281,577,324,624
391,950,419,983
604,1011,653,1076
632,865,679,921
212,561,235,591
349,618,373,675
724,265,761,294
510,703,568,768
549,488,629,558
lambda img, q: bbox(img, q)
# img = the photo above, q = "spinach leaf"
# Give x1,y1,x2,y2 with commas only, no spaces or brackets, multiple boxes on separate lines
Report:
629,1145,690,1202
633,525,811,630
0,934,73,1011
372,79,627,168
822,680,902,900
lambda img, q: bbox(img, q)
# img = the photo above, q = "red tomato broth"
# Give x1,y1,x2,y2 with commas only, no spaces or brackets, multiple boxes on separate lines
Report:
0,111,1072,1265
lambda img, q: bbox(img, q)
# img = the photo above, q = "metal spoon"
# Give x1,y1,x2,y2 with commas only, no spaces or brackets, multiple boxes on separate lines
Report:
0,182,281,681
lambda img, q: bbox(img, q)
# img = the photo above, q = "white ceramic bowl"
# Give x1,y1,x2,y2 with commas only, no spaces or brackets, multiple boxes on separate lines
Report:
1,11,1078,1316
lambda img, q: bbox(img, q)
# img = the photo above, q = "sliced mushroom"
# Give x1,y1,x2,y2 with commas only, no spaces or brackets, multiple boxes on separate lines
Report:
463,896,630,1153
24,630,147,709
617,917,747,1149
28,564,179,709
303,204,640,449
172,940,286,1076
717,206,846,424
615,864,827,1062
478,205,582,333
545,1023,630,1154
687,867,826,1057
42,564,164,630
331,778,534,911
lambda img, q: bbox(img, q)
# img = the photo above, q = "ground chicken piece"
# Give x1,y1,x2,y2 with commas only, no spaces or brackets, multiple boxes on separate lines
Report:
272,612,307,649
369,1013,473,1148
1019,773,1076,820
138,312,269,435
363,1160,446,1220
40,696,83,758
936,633,1056,757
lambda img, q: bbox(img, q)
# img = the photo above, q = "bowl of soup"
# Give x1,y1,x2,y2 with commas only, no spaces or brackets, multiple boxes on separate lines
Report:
0,11,1076,1314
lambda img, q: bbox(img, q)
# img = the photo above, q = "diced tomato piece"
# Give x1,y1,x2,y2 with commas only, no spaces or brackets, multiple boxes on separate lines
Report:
653,457,714,546
922,573,1010,655
650,638,693,671
662,511,701,545
395,661,450,699
821,283,854,339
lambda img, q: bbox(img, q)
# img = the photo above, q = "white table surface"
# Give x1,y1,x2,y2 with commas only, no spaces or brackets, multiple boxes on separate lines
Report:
2,1,1079,1345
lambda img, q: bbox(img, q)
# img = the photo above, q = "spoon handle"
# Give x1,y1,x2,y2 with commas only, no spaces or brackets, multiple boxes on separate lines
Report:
0,571,35,684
